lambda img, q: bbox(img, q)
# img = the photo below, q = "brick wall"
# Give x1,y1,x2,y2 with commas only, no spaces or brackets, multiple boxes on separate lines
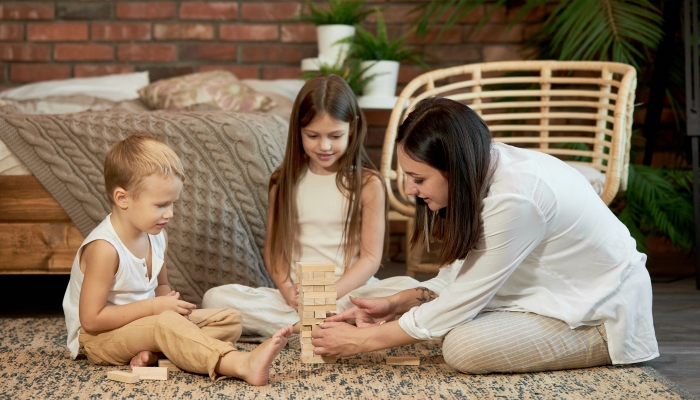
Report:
0,1,545,87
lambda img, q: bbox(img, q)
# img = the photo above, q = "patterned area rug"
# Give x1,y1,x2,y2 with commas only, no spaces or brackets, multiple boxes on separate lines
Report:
0,318,693,399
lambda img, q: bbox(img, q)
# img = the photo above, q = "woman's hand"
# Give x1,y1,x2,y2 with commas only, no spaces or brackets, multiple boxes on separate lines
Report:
311,322,368,357
326,296,397,327
151,292,196,317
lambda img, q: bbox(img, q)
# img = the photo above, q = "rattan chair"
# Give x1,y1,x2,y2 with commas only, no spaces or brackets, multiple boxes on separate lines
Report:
381,61,637,277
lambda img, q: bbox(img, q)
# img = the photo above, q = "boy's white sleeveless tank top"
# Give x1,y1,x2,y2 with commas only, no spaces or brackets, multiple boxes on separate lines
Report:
62,214,166,359
291,168,360,283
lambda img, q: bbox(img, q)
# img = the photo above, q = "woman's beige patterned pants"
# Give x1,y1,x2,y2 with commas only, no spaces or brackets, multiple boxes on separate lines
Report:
442,311,612,374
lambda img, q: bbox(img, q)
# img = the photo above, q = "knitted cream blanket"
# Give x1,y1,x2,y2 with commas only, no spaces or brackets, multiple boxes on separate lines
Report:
0,108,288,305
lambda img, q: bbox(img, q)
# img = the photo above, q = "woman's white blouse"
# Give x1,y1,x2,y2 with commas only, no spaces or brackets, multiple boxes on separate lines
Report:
398,143,659,364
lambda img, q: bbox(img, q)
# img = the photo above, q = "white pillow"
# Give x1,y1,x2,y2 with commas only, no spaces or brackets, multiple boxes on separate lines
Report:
0,72,149,102
566,162,606,195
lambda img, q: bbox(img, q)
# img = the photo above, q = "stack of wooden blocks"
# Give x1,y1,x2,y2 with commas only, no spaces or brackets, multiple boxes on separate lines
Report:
296,262,337,364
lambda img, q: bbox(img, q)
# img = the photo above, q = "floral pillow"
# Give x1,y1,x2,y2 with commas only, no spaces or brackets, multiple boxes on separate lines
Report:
138,71,276,112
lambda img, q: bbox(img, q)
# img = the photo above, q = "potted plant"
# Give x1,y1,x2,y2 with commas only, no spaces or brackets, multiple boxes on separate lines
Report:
301,0,372,66
302,57,379,96
350,9,428,99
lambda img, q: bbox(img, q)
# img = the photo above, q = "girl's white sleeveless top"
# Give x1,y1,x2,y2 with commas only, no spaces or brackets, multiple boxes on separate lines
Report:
62,214,166,359
290,168,360,284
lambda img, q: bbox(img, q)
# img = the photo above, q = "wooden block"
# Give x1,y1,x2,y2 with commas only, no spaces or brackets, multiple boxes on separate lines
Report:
311,324,321,331
107,370,139,383
313,285,326,292
302,271,312,279
314,298,326,305
325,284,336,291
300,337,312,344
300,278,335,286
303,297,315,305
303,291,335,299
325,271,335,279
295,262,335,272
131,367,168,380
301,349,315,358
158,359,181,372
303,311,314,319
386,356,420,366
302,325,312,331
301,344,315,350
302,356,337,364
302,318,326,326
326,297,336,304
315,311,326,318
302,304,337,312
313,271,325,279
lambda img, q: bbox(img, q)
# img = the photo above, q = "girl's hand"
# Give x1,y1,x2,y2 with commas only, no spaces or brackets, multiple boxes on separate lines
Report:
326,296,397,327
151,295,196,318
281,284,299,310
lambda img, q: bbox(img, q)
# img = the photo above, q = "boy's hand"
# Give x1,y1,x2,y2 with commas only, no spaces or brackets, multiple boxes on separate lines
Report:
151,294,196,318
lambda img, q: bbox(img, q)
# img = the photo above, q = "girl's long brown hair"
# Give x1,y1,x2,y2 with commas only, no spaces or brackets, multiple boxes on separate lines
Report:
268,75,384,278
397,97,494,267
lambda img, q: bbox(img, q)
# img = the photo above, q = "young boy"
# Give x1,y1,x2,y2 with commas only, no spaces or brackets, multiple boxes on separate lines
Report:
62,134,292,385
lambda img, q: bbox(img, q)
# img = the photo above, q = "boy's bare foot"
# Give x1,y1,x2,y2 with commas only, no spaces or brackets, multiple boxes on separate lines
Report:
217,325,293,386
130,351,158,368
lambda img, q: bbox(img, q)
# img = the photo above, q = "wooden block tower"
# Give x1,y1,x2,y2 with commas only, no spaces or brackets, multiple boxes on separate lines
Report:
296,261,337,364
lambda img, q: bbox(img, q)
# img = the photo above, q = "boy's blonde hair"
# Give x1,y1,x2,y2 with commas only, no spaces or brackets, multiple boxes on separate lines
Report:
104,134,185,204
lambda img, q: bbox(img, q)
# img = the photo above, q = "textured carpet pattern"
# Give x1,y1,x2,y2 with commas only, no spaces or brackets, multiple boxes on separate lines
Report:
0,109,288,305
0,318,692,399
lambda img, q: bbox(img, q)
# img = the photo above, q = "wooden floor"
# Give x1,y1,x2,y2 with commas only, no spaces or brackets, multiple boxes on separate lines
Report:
643,276,700,397
1,269,699,397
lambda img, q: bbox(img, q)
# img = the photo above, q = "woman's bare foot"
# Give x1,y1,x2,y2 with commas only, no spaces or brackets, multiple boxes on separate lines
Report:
130,351,158,368
217,325,293,386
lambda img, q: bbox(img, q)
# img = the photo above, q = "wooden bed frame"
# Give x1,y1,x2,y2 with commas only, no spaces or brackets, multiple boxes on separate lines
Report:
0,175,82,274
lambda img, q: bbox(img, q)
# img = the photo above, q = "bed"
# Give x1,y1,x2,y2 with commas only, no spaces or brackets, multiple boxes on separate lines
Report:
0,71,304,305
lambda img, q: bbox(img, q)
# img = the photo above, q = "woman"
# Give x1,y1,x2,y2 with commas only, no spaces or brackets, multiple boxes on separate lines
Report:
312,97,659,373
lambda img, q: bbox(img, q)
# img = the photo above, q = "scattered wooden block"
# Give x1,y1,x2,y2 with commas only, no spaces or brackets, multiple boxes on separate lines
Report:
158,359,181,372
302,356,337,364
107,370,139,383
386,356,420,366
131,366,168,380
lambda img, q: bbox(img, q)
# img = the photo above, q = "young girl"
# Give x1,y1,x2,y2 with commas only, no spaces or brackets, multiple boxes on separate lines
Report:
202,75,418,337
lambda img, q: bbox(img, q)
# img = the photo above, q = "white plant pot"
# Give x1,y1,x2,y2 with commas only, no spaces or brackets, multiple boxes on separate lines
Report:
361,60,400,98
317,25,355,65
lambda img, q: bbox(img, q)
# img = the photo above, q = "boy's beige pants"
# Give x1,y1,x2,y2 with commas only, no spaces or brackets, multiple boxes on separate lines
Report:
79,308,242,381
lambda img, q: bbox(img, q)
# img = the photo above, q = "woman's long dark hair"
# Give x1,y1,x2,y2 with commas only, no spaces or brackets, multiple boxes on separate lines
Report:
396,97,493,267
269,75,385,279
